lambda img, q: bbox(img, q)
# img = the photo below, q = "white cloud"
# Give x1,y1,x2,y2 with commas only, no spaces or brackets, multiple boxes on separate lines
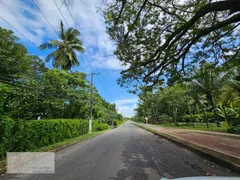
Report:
113,98,138,118
0,0,123,71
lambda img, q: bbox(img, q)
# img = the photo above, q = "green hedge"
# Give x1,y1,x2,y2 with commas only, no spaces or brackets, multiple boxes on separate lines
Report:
0,116,14,158
113,119,124,127
0,118,108,158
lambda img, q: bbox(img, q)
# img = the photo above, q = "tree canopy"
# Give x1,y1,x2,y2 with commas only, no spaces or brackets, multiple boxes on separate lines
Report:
0,27,122,122
103,0,240,88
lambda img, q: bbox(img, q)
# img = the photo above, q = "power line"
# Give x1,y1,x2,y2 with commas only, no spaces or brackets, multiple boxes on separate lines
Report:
0,15,52,68
1,2,106,99
0,16,37,47
63,2,102,74
63,2,99,73
64,1,78,30
60,0,68,9
53,0,70,28
31,0,58,36
63,2,109,98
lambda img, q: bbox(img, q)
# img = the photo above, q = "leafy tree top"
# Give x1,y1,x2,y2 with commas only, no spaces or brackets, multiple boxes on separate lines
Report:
103,0,240,89
40,21,84,71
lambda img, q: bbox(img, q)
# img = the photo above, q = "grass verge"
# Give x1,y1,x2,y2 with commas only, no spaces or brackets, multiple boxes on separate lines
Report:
158,123,227,132
0,129,110,175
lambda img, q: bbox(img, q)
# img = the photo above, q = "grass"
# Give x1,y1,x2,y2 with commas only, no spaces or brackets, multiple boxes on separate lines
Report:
157,123,227,132
0,129,110,174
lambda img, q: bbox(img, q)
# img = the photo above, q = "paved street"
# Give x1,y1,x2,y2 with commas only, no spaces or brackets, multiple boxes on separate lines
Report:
1,121,239,180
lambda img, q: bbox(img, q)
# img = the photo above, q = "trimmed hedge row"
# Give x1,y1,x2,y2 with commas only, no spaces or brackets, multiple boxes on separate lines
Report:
0,117,108,158
113,119,124,127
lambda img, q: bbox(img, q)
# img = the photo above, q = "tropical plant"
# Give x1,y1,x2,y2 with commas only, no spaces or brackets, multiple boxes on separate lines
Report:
39,22,84,70
221,80,240,106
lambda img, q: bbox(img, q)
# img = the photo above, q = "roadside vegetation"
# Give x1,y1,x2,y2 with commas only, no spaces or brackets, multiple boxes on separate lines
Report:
103,0,240,134
131,63,240,134
0,24,124,158
158,123,227,132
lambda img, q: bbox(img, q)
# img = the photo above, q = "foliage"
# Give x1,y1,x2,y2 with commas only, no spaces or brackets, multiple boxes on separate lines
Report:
0,26,122,122
136,84,190,125
227,125,240,134
39,22,84,70
133,62,240,132
97,123,109,131
0,119,108,158
158,114,172,123
103,0,240,88
0,26,124,157
102,0,240,133
113,119,124,127
159,123,227,132
0,116,14,158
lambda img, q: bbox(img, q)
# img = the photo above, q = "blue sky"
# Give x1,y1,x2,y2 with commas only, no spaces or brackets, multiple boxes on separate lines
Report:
0,0,138,117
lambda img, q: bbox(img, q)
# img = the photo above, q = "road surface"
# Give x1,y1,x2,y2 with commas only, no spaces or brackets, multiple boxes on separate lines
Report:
1,121,239,180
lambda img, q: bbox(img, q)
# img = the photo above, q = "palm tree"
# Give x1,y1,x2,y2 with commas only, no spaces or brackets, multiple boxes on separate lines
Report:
39,21,84,70
186,63,222,125
221,80,240,106
185,88,209,127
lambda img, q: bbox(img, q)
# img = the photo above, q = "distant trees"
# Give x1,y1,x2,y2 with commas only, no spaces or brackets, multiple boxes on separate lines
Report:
133,61,240,133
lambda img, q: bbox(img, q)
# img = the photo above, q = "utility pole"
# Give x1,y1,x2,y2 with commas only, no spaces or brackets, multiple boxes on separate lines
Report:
89,72,99,134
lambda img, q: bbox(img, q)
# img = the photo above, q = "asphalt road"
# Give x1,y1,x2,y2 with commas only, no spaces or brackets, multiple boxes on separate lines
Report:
1,121,239,180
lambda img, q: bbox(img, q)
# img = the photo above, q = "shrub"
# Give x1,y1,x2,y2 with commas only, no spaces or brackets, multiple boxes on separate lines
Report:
230,118,240,126
113,120,118,126
113,119,124,127
0,116,14,158
182,114,201,123
159,114,171,123
92,120,99,131
0,119,109,158
11,119,89,152
227,125,240,134
97,123,108,131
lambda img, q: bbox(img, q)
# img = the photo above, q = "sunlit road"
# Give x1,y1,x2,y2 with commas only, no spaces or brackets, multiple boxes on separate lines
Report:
2,121,239,180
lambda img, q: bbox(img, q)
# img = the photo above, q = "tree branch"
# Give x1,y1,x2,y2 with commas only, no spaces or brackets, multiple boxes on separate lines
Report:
124,0,148,39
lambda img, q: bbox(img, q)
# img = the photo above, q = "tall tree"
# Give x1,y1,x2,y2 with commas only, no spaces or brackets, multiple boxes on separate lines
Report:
40,22,84,70
103,0,240,88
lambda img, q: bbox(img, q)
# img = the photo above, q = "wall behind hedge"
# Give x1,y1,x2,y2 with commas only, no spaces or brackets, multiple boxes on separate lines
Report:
0,118,108,158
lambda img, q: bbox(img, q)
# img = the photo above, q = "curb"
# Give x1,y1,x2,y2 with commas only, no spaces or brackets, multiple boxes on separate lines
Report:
0,129,110,175
134,123,240,173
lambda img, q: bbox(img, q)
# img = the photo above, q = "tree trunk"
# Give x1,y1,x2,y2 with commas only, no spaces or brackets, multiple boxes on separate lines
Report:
173,107,178,126
206,93,219,126
173,107,176,125
203,108,209,128
188,104,194,127
175,107,178,126
155,106,158,123
147,111,150,124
